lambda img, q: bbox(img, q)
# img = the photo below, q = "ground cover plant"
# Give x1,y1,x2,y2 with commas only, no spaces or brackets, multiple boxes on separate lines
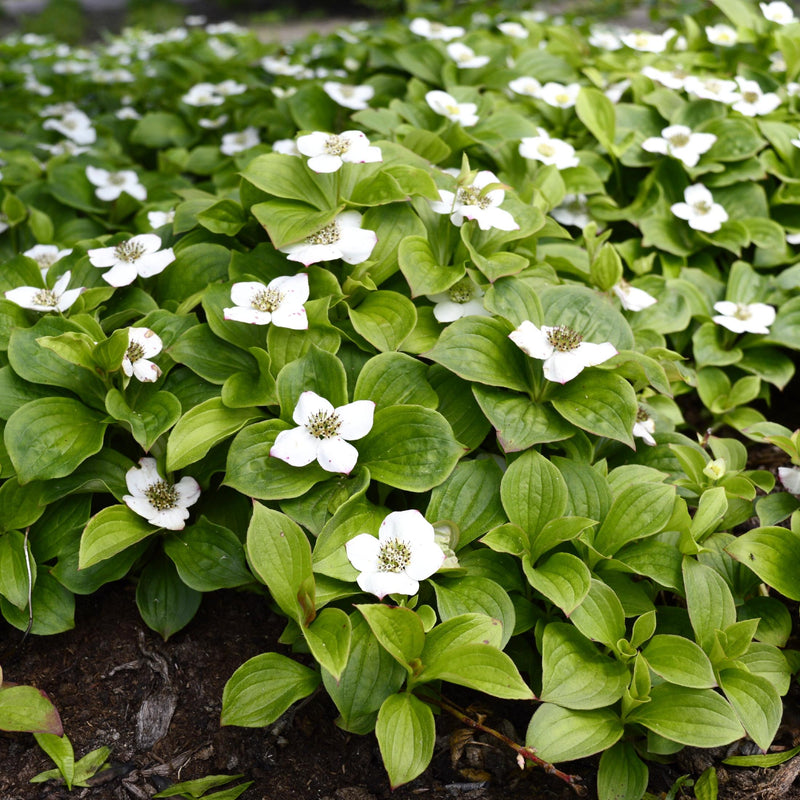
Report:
1,1,800,798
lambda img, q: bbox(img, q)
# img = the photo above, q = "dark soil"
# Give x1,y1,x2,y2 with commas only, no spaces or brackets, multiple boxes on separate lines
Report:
2,579,800,800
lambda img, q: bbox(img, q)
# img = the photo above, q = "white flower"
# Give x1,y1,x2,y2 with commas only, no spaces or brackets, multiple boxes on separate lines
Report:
429,170,519,231
508,76,542,98
641,125,717,168
712,301,776,334
273,138,301,156
224,274,309,328
23,244,72,279
115,107,140,120
620,30,672,53
425,90,479,127
147,209,175,229
787,231,800,244
220,126,260,156
778,466,800,494
446,43,490,69
261,55,306,77
409,17,464,40
519,128,579,169
551,193,591,228
323,81,374,110
181,82,224,106
538,81,581,109
296,130,382,173
498,21,529,38
42,109,96,144
345,510,446,599
706,24,738,45
5,270,82,313
278,211,377,266
270,390,375,474
613,280,658,311
123,457,200,530
38,140,90,157
633,409,657,446
589,27,623,50
761,1,798,23
88,233,175,287
215,79,247,96
604,79,631,103
731,77,781,116
684,75,739,103
428,278,489,322
123,327,162,382
671,184,728,233
197,115,228,130
770,51,788,71
641,65,690,91
509,321,618,383
86,165,147,202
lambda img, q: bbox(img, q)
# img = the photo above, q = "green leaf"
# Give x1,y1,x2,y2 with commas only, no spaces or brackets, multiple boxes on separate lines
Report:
0,687,62,735
252,199,339,250
241,151,336,210
724,743,800,768
79,505,156,569
421,613,504,660
0,530,36,609
354,352,438,411
526,704,624,764
598,741,649,800
551,371,637,446
642,635,717,688
626,684,745,747
398,235,463,296
135,556,201,640
275,343,348,415
152,774,246,798
577,87,617,154
5,398,107,483
348,291,417,352
523,551,591,615
0,571,74,635
683,558,737,650
376,693,435,789
197,198,247,236
719,668,781,751
725,526,800,600
246,503,314,625
428,366,491,451
131,112,193,147
357,604,425,672
303,607,352,682
166,398,261,472
358,405,462,491
569,579,626,649
426,316,530,391
0,478,45,534
105,388,182,452
540,623,628,710
221,652,321,727
170,323,257,384
34,732,74,787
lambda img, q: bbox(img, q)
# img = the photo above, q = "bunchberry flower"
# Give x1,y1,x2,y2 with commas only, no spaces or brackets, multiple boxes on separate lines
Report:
409,17,464,40
712,301,776,334
551,193,591,229
181,82,224,106
706,24,738,45
427,278,489,322
641,125,716,167
88,233,175,287
778,466,800,494
223,274,309,328
42,109,96,144
620,29,673,52
23,244,72,279
429,170,519,231
86,165,147,202
509,321,617,383
323,81,374,110
612,280,658,311
5,270,82,313
345,510,446,599
538,81,581,108
123,457,200,530
147,209,175,230
671,184,728,233
498,21,529,38
123,327,162,382
519,128,579,169
760,1,797,24
296,130,382,173
633,407,657,446
278,211,377,266
270,390,375,474
220,126,260,156
446,43,490,69
508,76,542,98
425,90,479,126
731,76,781,116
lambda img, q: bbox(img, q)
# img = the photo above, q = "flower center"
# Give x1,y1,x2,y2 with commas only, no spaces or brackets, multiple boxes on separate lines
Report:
546,325,583,351
126,341,145,363
34,252,58,268
144,480,178,510
537,142,556,157
457,185,492,209
306,410,342,439
108,172,127,186
32,289,58,307
114,240,146,263
305,221,341,245
251,287,283,312
429,22,445,33
376,538,411,573
555,92,571,104
668,132,690,147
448,279,473,303
742,90,759,103
693,201,711,215
733,303,752,320
324,134,350,156
636,406,650,422
63,118,77,130
339,86,356,98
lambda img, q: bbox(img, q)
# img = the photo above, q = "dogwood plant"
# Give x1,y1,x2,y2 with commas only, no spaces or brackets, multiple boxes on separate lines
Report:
123,458,200,530
223,274,309,328
87,233,175,286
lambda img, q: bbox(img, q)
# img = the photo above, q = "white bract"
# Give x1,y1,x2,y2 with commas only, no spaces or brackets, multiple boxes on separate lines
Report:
671,184,728,233
86,165,147,202
446,43,490,69
633,409,657,446
761,1,798,23
23,244,72,279
641,124,716,167
296,130,382,173
428,278,489,322
509,321,618,383
123,327,162,382
323,82,374,110
684,75,739,103
551,193,591,229
224,274,309,328
123,457,200,530
778,466,800,494
508,76,542,97
5,270,82,313
706,24,738,45
642,65,690,91
538,81,581,108
220,126,260,155
519,128,579,169
147,209,175,229
429,170,518,231
270,391,375,474
731,76,782,116
712,301,776,334
42,109,96,144
278,210,377,266
498,21,529,38
181,82,224,106
88,233,175,287
613,281,658,311
345,510,446,599
425,90,479,126
620,30,673,52
409,17,464,40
